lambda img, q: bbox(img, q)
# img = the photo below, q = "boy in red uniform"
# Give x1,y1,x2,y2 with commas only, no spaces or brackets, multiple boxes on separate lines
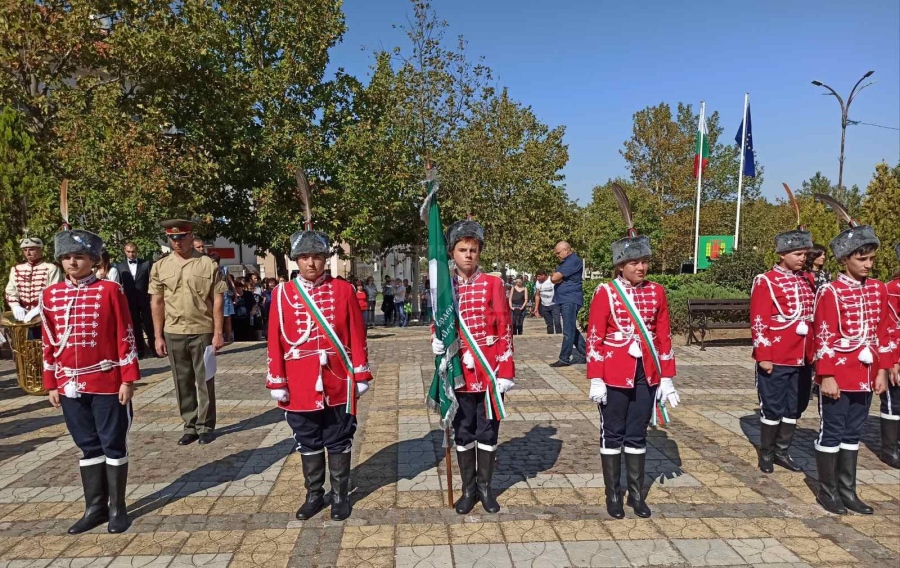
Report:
266,227,372,521
586,185,680,519
813,216,892,515
41,229,139,534
750,228,816,473
434,219,515,515
879,243,900,468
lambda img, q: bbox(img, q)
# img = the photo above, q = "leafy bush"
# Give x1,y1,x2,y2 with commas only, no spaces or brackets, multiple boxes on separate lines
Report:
646,273,698,292
700,250,768,294
667,282,748,333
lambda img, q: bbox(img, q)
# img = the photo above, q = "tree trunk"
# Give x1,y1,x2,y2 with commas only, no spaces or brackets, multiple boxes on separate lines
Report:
410,244,421,321
273,250,287,278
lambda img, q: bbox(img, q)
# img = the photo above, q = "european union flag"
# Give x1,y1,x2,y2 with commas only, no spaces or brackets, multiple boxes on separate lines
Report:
735,105,755,177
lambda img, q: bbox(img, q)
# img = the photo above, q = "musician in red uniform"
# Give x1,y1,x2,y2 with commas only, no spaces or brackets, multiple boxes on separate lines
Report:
5,237,62,329
586,186,680,520
433,219,514,515
266,228,372,522
879,243,900,468
813,218,892,515
749,228,816,473
41,229,139,534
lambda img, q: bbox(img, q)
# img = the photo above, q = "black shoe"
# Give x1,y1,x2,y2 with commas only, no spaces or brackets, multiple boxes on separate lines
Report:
328,452,352,521
476,447,500,514
198,433,215,445
879,418,900,469
296,453,326,520
177,433,199,446
757,422,779,474
549,361,570,368
815,450,847,515
454,449,478,515
774,421,803,472
624,452,651,518
106,462,130,533
601,452,625,519
837,448,873,515
68,462,109,534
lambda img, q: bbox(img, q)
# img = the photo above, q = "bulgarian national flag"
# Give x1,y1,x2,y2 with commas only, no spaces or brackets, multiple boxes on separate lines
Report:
420,168,464,429
693,114,709,178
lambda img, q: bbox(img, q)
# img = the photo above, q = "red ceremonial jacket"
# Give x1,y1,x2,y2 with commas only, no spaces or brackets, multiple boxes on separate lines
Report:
750,265,816,366
6,261,62,311
814,273,892,392
266,275,372,412
41,275,140,393
586,278,676,388
451,270,515,393
887,278,900,366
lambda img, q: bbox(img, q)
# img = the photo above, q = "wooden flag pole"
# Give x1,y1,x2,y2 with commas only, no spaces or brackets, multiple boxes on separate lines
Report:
444,427,454,508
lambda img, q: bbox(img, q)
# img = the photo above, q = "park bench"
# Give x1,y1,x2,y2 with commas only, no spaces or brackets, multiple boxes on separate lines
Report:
686,298,751,350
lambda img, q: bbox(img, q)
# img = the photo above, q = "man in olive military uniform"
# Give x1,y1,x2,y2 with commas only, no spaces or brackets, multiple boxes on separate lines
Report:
150,220,227,445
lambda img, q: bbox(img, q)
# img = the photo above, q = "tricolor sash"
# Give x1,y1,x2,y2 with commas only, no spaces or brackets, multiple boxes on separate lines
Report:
457,316,507,421
292,278,357,414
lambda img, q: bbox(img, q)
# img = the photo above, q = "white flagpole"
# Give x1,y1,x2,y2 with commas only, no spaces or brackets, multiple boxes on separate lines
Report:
734,93,749,251
692,101,706,274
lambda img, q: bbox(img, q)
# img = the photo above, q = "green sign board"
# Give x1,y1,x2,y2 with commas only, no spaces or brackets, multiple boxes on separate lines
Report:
697,235,734,270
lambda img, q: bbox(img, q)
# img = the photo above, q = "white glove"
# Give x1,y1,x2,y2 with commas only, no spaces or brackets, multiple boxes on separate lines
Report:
431,337,445,356
589,378,607,405
270,388,289,403
356,382,370,397
657,378,680,408
497,378,515,394
11,304,27,322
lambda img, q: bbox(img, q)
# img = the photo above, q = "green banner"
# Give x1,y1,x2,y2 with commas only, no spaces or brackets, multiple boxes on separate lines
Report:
422,175,464,429
697,235,735,270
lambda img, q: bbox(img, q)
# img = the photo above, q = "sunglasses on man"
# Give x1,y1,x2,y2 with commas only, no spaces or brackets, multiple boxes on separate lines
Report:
168,232,193,242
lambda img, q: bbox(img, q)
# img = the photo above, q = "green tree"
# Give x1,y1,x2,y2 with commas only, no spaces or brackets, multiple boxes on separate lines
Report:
861,162,900,280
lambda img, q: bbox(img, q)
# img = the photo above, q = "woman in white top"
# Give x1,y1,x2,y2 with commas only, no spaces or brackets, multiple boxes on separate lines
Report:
95,250,120,283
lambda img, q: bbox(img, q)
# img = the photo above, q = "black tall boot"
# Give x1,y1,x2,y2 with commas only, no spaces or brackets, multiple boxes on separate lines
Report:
815,450,846,515
475,448,500,514
68,462,109,534
774,421,803,472
295,452,326,520
757,422,779,473
879,419,900,469
328,452,352,521
455,449,478,514
624,452,651,518
106,462,130,534
837,448,873,514
601,453,625,519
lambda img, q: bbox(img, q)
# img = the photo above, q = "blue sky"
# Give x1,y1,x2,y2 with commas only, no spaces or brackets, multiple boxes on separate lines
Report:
328,0,900,205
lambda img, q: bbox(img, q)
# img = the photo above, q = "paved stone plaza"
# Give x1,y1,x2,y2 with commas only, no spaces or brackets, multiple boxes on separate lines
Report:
0,319,897,567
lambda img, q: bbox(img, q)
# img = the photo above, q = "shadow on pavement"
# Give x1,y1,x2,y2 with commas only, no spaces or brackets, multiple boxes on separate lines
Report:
214,408,284,438
495,425,563,493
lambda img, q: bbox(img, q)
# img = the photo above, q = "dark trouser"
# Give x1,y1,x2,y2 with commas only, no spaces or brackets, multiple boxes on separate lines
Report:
383,297,394,324
285,406,357,454
599,363,657,453
453,392,501,451
367,301,376,325
815,390,871,451
880,383,900,419
511,307,525,335
61,393,133,465
128,295,155,355
165,332,216,435
756,363,813,425
539,303,562,334
558,302,586,363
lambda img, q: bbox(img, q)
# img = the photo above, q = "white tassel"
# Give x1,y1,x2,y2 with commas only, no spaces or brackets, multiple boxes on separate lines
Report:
628,340,643,358
463,350,475,369
319,350,328,365
858,346,873,365
796,321,809,336
63,381,80,399
315,373,324,392
315,350,326,392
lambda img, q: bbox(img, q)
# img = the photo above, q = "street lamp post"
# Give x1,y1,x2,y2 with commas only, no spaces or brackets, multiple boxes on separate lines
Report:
811,70,874,189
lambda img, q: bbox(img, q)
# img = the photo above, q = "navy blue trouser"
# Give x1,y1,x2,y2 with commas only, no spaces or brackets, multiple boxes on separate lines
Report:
61,393,132,466
558,302,586,363
881,383,900,420
453,392,501,451
599,363,658,454
815,390,871,451
286,406,357,455
757,364,814,424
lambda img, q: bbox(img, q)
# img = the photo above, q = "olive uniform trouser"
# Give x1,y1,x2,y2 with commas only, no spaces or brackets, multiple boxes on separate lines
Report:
165,332,216,434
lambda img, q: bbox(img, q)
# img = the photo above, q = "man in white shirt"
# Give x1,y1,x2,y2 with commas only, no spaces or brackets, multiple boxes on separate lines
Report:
115,242,155,358
393,278,407,327
532,270,562,334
